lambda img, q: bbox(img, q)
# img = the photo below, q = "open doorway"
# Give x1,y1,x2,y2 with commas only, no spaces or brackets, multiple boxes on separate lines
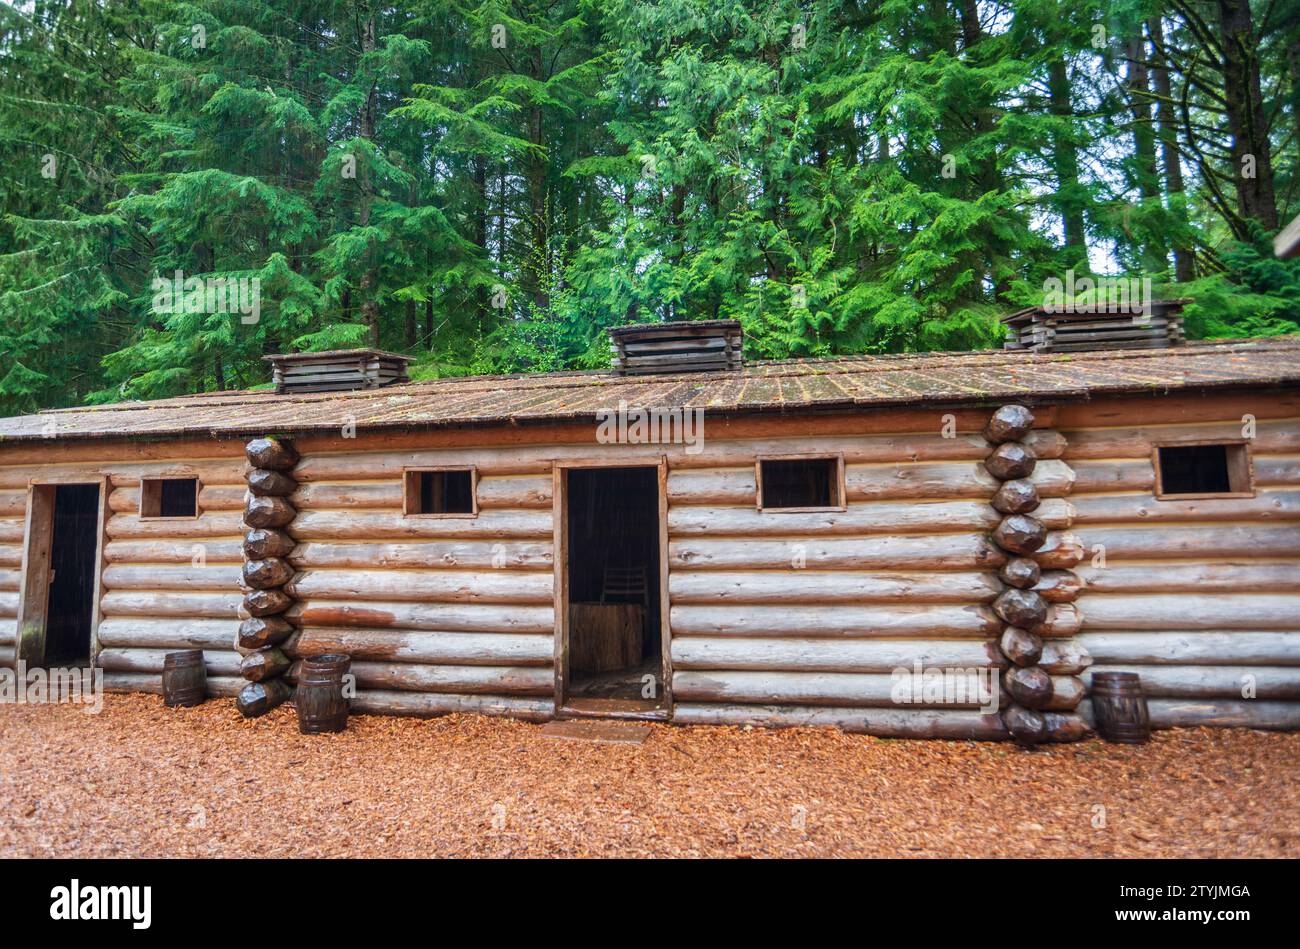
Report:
562,466,664,714
19,483,102,666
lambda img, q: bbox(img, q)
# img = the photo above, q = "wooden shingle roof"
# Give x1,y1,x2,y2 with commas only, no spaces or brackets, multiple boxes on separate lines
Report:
2,336,1299,443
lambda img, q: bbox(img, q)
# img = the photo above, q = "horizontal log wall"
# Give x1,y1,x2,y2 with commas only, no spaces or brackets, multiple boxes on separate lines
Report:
7,393,1298,735
281,414,1056,727
1059,393,1300,730
662,426,1081,736
283,445,558,719
0,440,247,688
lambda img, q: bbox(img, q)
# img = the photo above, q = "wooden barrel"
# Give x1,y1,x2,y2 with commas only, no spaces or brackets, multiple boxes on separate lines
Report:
1091,671,1150,744
296,653,351,734
162,650,207,707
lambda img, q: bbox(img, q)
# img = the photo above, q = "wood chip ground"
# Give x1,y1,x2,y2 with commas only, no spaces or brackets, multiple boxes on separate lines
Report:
1,694,1296,858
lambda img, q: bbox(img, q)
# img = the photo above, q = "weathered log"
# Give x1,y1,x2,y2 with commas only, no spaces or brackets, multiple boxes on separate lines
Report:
670,533,1005,571
236,678,292,717
286,627,553,666
97,618,238,650
1072,490,1300,524
1003,666,1054,709
348,690,555,722
294,659,552,696
1086,665,1300,700
1036,569,1086,603
102,563,241,591
1038,640,1093,675
1079,594,1300,631
289,540,553,571
1078,562,1300,594
1097,698,1300,730
238,615,295,649
239,647,291,682
1062,420,1299,461
0,457,243,491
243,588,294,617
1002,704,1047,744
669,603,1000,638
1071,456,1296,494
0,490,28,517
247,468,298,497
994,588,1048,629
999,558,1041,589
243,496,296,529
669,500,1003,537
984,442,1036,480
1046,675,1085,710
672,670,999,709
999,626,1043,667
670,703,1008,739
984,404,1035,443
242,557,295,590
104,539,244,564
1042,711,1091,742
1032,532,1085,568
102,672,244,698
1072,525,1300,560
993,514,1047,554
1022,430,1066,460
668,570,1001,605
106,512,244,540
97,647,241,676
286,568,555,605
990,479,1041,515
670,636,1005,673
249,531,298,576
288,509,549,540
245,437,299,471
289,600,553,634
1037,603,1083,639
1075,630,1300,666
99,590,240,619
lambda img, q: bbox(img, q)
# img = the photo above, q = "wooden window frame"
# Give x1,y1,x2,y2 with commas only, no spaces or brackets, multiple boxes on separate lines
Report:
1151,438,1255,500
402,466,479,518
755,453,847,513
138,476,202,520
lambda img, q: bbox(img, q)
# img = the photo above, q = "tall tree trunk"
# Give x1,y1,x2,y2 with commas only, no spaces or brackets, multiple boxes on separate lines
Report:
1147,14,1195,281
1126,33,1166,272
1048,56,1090,270
358,7,381,347
1217,0,1279,231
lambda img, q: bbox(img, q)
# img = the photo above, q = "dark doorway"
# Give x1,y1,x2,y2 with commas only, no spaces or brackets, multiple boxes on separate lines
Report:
565,466,663,710
44,484,100,665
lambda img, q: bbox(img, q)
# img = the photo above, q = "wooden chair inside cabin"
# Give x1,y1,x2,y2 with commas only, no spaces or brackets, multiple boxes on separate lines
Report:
600,564,649,607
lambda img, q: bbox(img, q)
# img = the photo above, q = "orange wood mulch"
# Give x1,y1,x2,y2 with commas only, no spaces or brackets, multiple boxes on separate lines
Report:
1,693,1295,858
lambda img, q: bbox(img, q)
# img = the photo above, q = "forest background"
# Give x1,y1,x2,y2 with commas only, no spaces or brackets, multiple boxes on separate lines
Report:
1,0,1297,412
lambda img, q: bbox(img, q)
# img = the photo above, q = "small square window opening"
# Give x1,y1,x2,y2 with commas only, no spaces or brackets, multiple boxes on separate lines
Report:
140,477,199,518
1155,443,1252,498
758,457,842,510
405,469,476,516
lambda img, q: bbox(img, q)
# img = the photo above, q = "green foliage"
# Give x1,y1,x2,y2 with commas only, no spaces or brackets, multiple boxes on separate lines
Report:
0,0,1297,415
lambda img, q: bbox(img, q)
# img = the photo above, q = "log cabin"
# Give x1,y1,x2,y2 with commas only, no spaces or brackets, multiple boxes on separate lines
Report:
2,321,1299,743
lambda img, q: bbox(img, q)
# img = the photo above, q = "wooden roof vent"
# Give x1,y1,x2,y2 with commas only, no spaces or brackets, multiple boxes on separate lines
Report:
1001,300,1188,354
608,320,744,375
264,349,414,394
